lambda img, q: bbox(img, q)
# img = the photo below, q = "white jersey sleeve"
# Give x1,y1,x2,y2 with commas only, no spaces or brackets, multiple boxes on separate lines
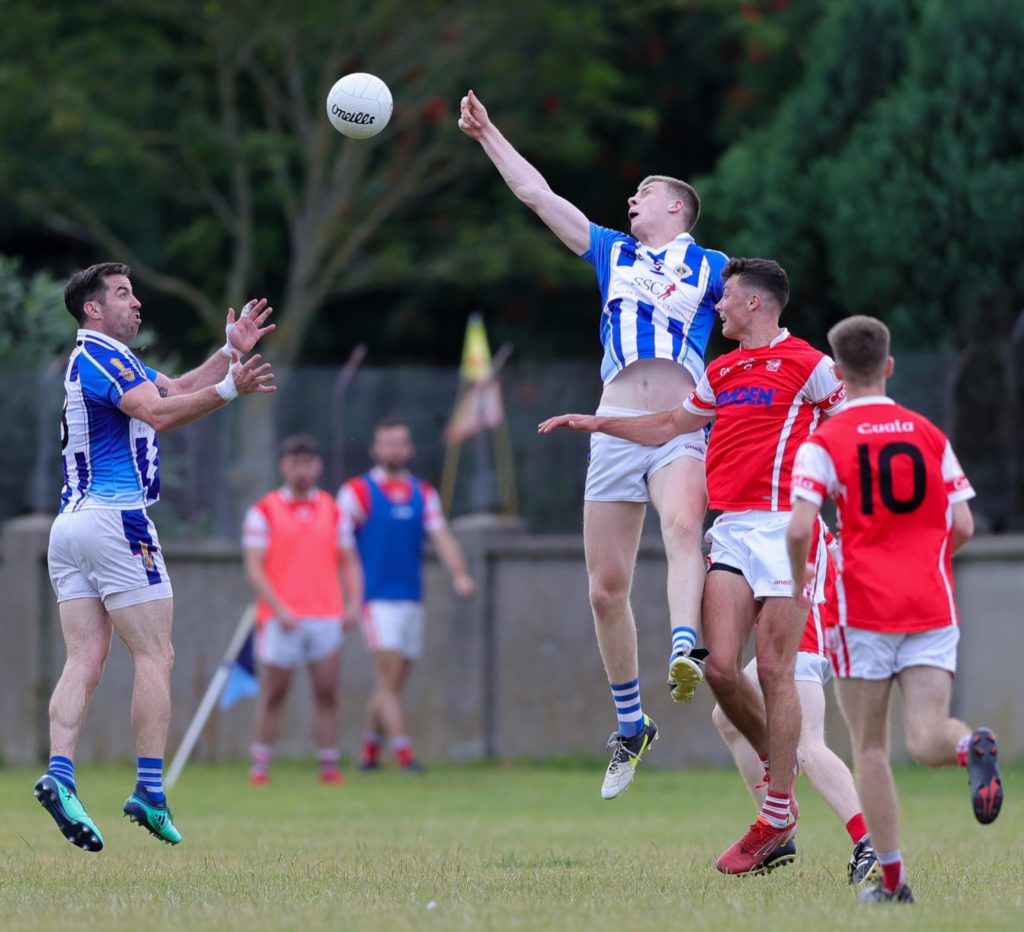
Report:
242,505,269,549
801,355,846,414
790,440,837,508
682,370,717,417
942,440,976,504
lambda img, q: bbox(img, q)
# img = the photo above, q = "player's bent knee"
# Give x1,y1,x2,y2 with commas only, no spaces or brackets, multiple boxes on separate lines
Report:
705,658,740,694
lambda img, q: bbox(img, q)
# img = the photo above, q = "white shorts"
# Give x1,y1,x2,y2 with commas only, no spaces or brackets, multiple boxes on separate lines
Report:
256,618,343,669
830,625,959,680
706,510,827,602
746,652,832,687
584,406,706,502
48,508,173,610
362,600,424,659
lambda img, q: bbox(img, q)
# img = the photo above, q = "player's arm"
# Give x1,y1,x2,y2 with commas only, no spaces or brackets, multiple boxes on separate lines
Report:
242,545,296,627
950,500,975,553
157,300,275,395
338,544,364,627
785,498,822,604
537,404,710,445
458,90,589,256
427,525,475,598
119,354,275,431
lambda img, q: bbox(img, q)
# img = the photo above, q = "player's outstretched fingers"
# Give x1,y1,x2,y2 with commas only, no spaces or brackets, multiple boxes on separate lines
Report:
538,414,589,434
234,355,276,394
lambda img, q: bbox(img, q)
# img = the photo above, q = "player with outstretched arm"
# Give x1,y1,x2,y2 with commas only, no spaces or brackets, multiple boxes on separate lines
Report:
460,88,727,800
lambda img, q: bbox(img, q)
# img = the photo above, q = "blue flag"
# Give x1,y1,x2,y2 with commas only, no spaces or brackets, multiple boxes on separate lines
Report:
219,630,259,709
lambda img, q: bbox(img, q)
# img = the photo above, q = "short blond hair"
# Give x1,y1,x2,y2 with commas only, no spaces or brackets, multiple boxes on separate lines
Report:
638,174,701,231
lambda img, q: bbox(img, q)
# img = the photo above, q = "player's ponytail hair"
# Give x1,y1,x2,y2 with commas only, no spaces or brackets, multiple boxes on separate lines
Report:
722,257,790,311
828,316,891,384
64,262,132,323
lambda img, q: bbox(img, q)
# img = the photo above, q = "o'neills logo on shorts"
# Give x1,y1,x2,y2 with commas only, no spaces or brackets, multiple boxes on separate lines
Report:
856,419,915,434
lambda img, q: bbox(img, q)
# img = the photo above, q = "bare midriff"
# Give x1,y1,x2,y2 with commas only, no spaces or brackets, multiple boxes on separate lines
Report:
599,357,696,413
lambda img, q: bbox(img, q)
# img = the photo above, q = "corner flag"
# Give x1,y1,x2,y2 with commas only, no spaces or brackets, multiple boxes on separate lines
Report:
443,314,506,444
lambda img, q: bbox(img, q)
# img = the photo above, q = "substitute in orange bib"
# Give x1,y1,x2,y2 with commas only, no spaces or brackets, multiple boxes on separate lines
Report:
242,434,363,786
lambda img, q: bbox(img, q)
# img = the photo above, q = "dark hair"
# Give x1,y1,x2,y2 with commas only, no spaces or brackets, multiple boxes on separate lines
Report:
827,315,891,384
64,262,132,323
281,433,321,457
722,257,790,311
374,416,410,434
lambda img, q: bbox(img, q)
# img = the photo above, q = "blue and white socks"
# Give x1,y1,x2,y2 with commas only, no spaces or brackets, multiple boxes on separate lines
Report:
610,678,644,738
48,755,76,791
671,626,697,658
136,757,166,802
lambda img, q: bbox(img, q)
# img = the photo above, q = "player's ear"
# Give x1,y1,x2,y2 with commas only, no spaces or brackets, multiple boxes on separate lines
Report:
833,361,847,384
884,356,895,378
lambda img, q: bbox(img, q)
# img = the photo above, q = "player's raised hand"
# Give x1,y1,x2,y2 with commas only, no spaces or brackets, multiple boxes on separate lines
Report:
537,413,601,434
230,353,276,395
458,89,490,138
226,299,276,354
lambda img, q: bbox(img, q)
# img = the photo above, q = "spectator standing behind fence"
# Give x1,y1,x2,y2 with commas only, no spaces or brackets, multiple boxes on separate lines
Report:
242,434,363,786
338,417,475,773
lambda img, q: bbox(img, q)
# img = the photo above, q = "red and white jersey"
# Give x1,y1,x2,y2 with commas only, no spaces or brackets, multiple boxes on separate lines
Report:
684,330,846,511
337,466,445,546
791,396,975,634
800,530,838,655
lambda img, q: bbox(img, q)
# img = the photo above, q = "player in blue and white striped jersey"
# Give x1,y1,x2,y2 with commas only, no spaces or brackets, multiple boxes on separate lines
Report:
460,91,725,800
36,262,275,852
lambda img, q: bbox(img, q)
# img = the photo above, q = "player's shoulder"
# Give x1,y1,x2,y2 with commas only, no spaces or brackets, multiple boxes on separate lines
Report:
78,333,148,382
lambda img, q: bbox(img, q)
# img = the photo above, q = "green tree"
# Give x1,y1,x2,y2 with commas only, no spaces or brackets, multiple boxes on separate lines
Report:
699,0,1024,522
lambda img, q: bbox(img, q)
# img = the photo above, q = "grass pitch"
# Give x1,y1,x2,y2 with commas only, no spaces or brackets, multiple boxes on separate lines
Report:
0,759,1020,931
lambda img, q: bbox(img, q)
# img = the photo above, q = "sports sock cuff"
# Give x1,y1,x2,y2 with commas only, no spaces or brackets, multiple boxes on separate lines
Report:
845,813,869,844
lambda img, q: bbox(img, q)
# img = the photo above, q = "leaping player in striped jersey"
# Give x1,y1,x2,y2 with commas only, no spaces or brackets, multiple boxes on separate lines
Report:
787,315,1003,905
540,258,846,874
36,262,275,852
460,89,727,801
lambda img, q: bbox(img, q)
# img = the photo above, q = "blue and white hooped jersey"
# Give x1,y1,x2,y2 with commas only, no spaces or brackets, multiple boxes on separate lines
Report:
583,223,728,385
58,329,161,513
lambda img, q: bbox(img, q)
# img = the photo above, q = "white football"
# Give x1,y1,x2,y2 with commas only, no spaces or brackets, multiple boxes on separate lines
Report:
326,73,393,139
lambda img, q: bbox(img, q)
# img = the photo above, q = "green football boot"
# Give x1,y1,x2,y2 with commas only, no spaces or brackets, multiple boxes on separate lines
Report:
123,784,182,845
34,774,104,852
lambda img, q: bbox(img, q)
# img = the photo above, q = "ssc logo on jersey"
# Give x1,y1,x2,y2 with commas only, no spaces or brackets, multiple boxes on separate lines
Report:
111,358,136,382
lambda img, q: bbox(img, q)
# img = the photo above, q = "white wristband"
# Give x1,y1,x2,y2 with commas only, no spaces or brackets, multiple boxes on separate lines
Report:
223,301,257,356
215,370,239,401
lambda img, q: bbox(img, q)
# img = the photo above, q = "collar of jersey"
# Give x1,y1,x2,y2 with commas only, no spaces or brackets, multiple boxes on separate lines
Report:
843,395,894,409
635,231,694,249
766,328,790,347
76,328,135,355
370,465,412,484
277,485,321,502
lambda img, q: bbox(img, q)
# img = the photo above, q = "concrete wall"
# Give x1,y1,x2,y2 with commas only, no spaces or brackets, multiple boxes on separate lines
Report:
2,514,1022,769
